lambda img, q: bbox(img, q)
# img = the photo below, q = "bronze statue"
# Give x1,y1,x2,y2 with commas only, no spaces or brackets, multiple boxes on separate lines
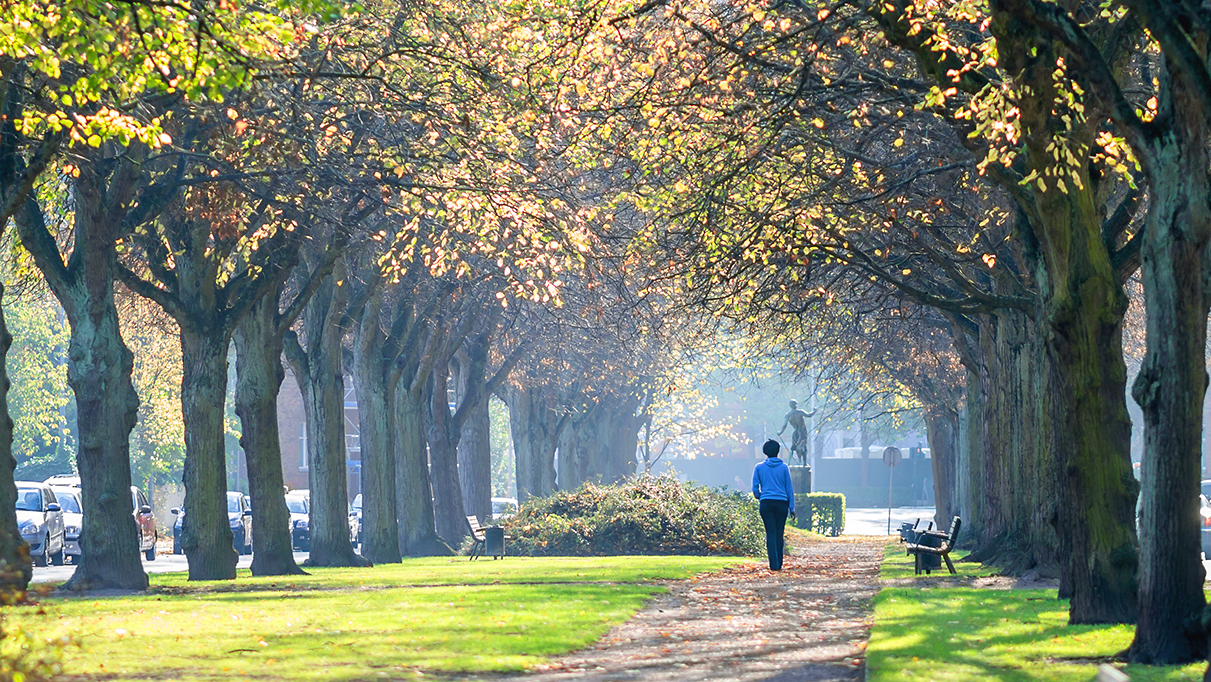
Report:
777,400,816,467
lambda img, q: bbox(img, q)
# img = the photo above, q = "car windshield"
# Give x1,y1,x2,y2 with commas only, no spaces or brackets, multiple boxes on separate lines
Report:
286,498,307,514
352,494,362,511
56,493,81,514
227,496,241,513
15,489,41,511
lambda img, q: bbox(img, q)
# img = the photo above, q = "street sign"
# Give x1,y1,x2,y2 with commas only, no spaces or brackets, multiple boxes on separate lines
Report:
883,446,902,468
883,446,902,535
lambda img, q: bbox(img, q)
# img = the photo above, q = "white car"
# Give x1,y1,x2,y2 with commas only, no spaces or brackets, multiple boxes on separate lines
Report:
285,493,309,551
50,487,82,563
492,497,518,520
349,494,361,547
16,482,65,567
43,474,80,488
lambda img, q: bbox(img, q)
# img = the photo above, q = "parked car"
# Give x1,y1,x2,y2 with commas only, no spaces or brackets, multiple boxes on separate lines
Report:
16,481,65,567
170,492,254,555
131,487,157,561
231,492,253,555
349,494,362,548
1201,494,1211,560
285,493,309,551
43,474,80,488
50,487,82,563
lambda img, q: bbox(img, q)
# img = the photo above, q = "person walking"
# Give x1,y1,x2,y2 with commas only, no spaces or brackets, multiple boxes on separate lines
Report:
752,439,796,570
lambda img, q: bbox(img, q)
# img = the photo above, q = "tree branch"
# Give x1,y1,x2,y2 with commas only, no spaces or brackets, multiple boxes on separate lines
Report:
116,264,191,325
992,0,1158,165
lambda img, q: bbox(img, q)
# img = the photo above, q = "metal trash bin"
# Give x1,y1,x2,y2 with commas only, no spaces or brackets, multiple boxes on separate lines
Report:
484,526,506,559
915,531,943,572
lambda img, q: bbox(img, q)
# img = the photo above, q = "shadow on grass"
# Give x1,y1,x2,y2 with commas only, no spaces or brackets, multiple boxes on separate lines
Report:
113,555,742,598
869,544,1203,682
44,584,663,681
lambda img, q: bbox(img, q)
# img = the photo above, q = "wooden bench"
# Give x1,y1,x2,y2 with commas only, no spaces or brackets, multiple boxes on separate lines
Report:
906,516,961,575
466,515,511,561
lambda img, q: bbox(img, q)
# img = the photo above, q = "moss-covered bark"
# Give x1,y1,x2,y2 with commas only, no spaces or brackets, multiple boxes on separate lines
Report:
351,289,401,564
285,266,367,569
0,286,28,593
178,329,238,580
234,297,305,577
17,158,146,592
393,381,447,556
1127,49,1211,663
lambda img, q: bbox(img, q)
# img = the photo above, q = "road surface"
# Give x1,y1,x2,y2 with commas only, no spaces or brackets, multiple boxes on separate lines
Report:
843,506,936,536
30,551,310,584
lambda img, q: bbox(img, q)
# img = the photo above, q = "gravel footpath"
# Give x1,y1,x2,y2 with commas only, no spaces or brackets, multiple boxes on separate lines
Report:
477,537,884,682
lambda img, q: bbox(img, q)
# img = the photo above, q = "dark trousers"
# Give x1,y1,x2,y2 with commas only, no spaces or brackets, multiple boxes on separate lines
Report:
759,498,789,570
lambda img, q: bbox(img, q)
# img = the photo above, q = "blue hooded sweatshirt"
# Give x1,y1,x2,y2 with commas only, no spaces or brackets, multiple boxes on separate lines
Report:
752,457,795,513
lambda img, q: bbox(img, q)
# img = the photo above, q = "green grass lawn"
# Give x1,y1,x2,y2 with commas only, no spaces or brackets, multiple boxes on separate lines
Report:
12,555,742,681
869,542,1205,681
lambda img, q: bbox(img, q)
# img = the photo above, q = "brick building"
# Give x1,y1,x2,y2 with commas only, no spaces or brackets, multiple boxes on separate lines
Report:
277,372,361,501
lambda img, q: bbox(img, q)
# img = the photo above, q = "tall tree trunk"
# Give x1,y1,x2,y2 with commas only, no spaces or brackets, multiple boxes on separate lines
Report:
0,286,28,593
0,83,32,593
964,309,1059,575
426,369,468,546
1127,63,1211,661
507,384,562,502
233,298,304,577
598,396,643,484
352,290,401,563
869,1,1138,622
924,408,958,530
293,350,364,567
958,368,981,539
986,6,1138,626
45,170,146,592
294,361,359,566
557,406,599,491
179,329,237,581
394,380,447,556
63,300,144,591
285,272,366,568
1046,284,1137,624
455,355,492,522
947,300,1059,579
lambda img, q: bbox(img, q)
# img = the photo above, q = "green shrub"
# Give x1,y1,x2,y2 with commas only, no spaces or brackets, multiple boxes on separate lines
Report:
502,474,765,557
793,492,845,536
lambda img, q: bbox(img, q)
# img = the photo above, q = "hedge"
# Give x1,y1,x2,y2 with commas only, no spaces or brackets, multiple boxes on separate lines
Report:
793,492,845,536
501,474,765,557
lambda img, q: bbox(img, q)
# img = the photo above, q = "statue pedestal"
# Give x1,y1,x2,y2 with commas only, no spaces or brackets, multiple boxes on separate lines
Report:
789,465,812,495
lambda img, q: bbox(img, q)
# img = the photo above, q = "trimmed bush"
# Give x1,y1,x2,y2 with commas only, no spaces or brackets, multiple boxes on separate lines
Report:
502,474,765,557
793,492,845,536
